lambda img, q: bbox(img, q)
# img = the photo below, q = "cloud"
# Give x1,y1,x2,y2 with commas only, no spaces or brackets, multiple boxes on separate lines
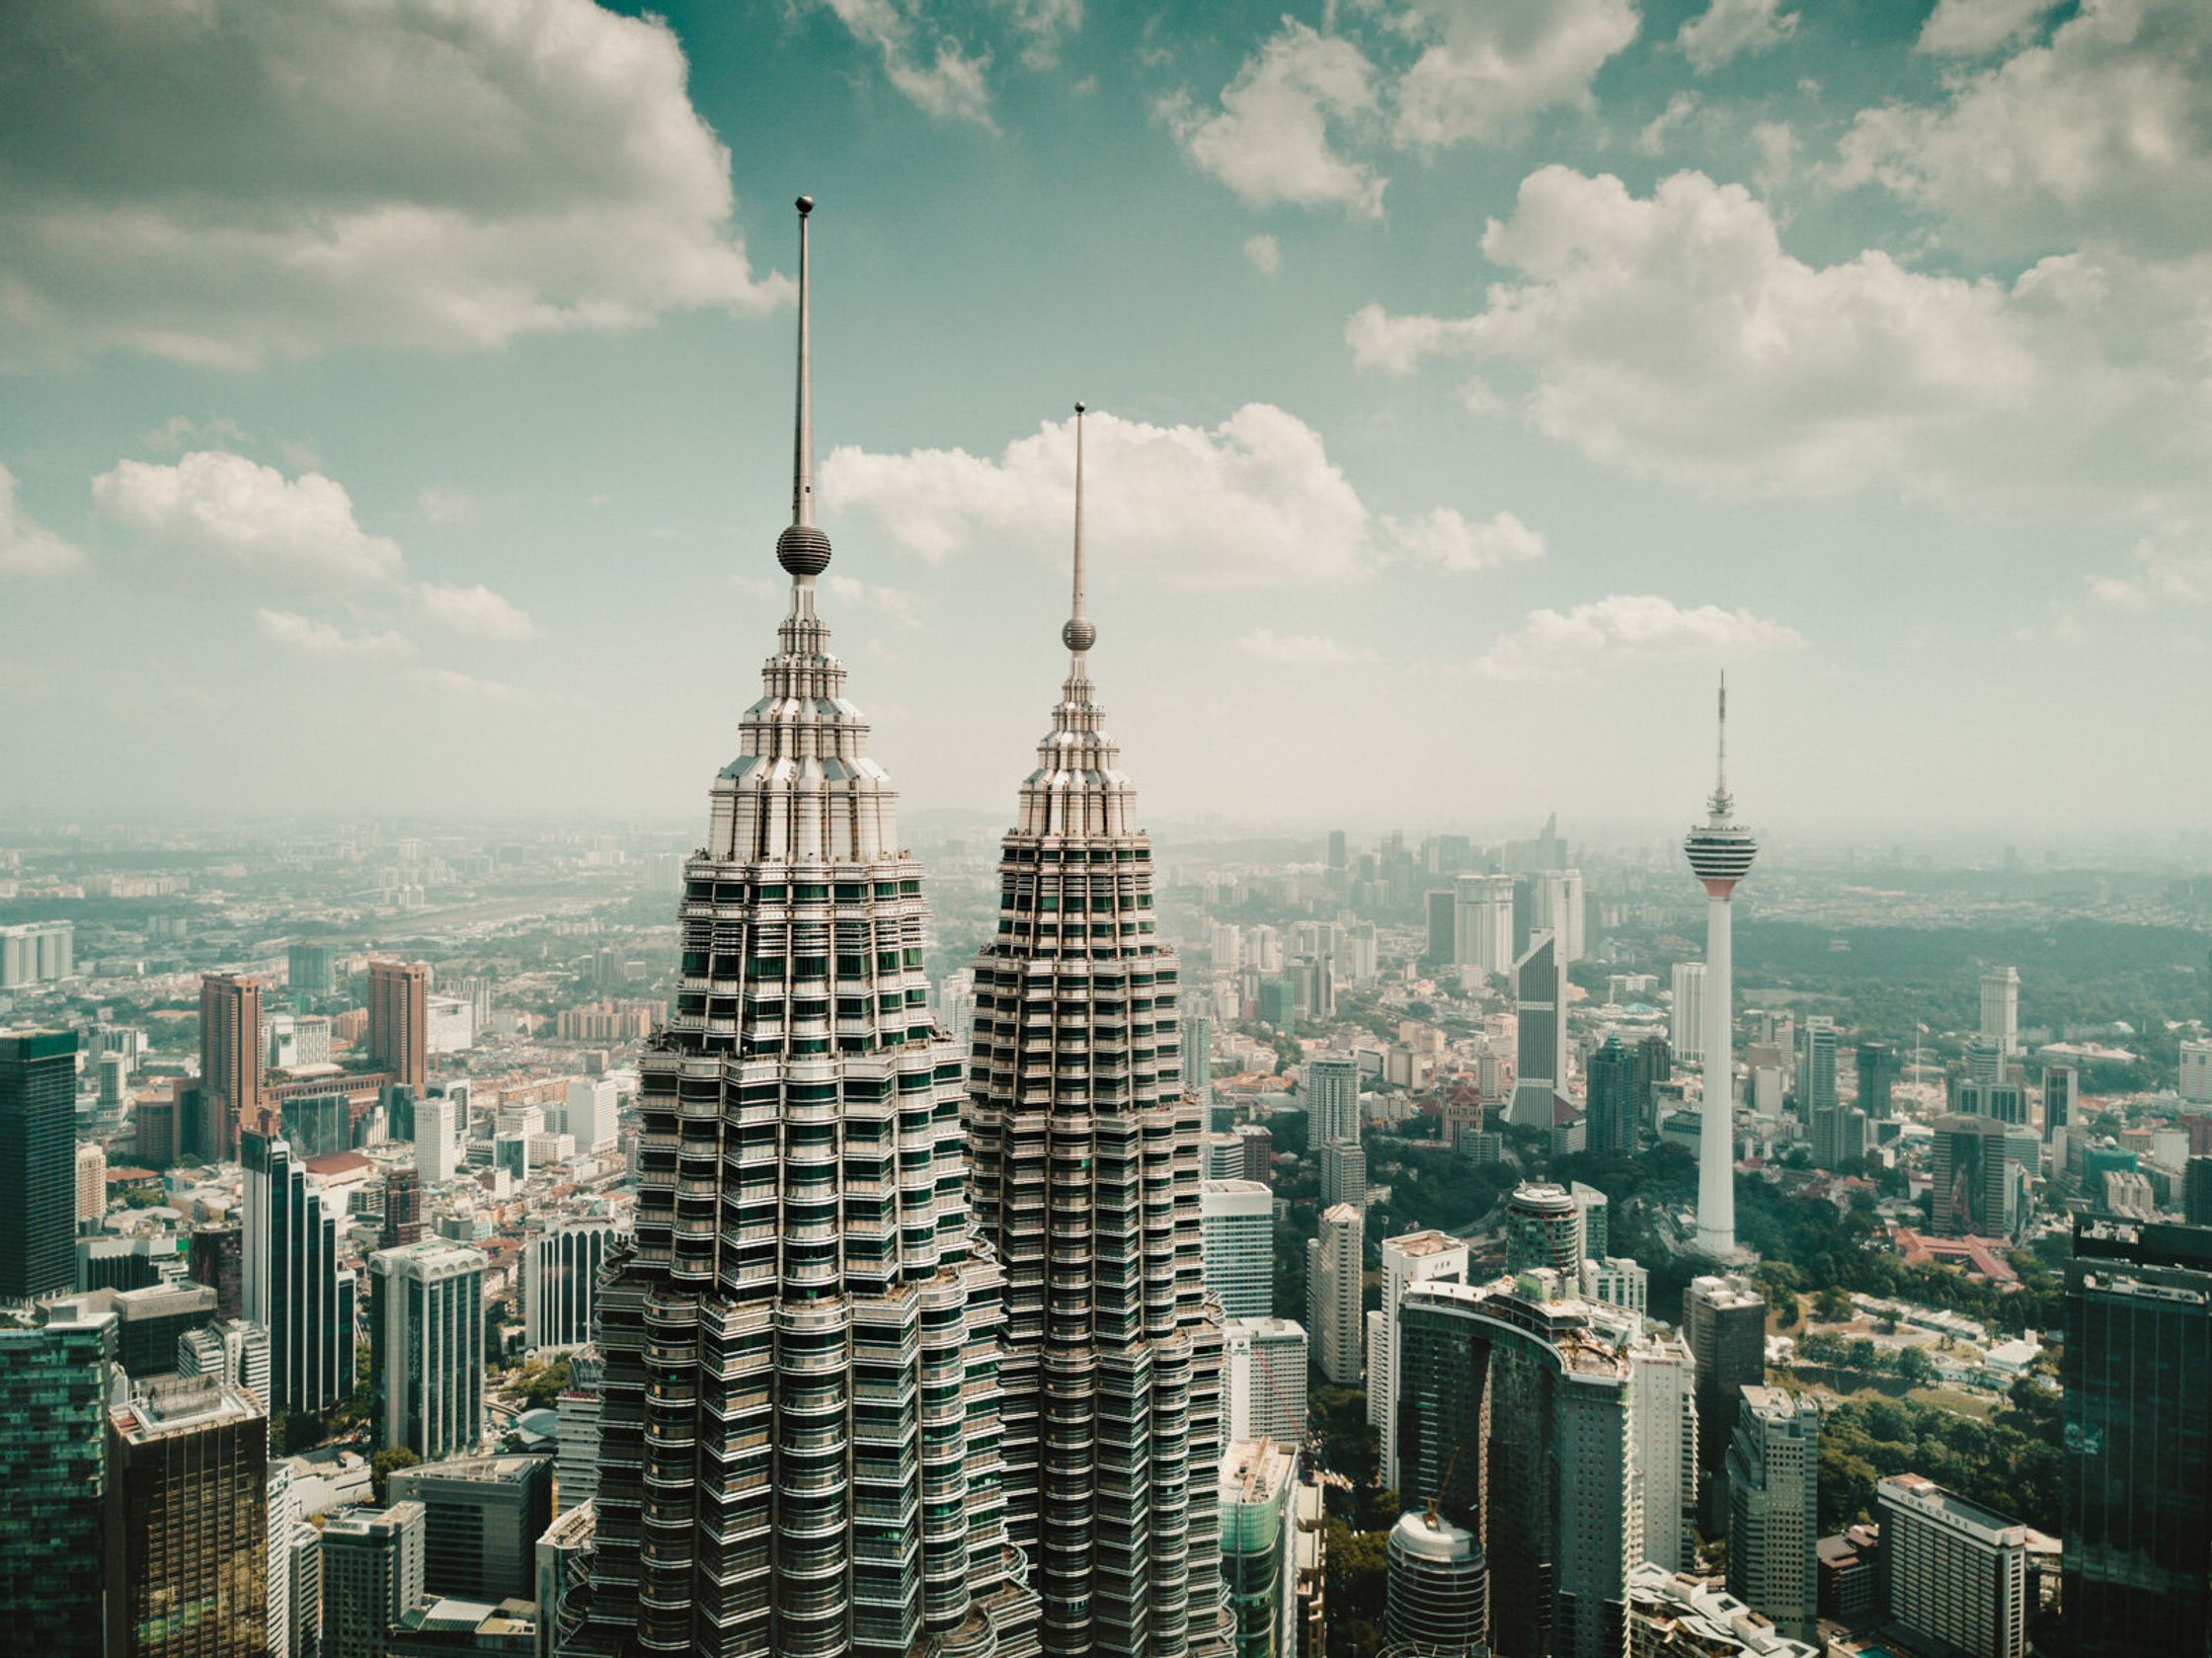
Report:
1232,628,1379,665
1677,0,1797,73
1634,91,1701,155
0,464,86,577
411,666,540,705
1836,0,2212,258
826,573,922,627
823,403,1375,586
1391,0,1640,149
418,488,473,525
2090,535,2212,608
1915,0,2062,57
1346,166,2212,503
1245,234,1284,276
1383,507,1544,571
412,581,537,640
1161,23,1386,216
255,608,415,660
817,0,998,129
94,450,405,584
1471,593,1805,679
0,0,786,369
143,414,251,453
1750,119,1798,193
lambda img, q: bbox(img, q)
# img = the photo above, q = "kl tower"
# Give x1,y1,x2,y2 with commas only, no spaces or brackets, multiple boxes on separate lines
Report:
1686,673,1757,1259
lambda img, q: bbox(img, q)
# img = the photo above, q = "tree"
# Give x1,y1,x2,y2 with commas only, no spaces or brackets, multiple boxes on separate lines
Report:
1813,1285,1853,1324
1894,1345,1936,1386
372,1448,421,1502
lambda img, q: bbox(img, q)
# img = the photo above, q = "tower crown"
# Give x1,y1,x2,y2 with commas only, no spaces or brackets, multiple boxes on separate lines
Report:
1685,671,1757,887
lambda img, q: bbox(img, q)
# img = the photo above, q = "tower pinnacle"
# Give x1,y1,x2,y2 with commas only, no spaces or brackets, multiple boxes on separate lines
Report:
1710,670,1732,820
1062,402,1096,656
776,194,831,582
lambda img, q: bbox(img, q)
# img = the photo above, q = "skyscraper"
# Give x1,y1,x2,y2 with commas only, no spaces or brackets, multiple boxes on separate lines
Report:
962,401,1224,1658
368,1238,485,1460
1628,1331,1698,1573
1584,1035,1637,1159
1931,1116,2017,1238
1220,1439,1299,1658
199,972,264,1151
1979,967,2019,1063
1303,1053,1359,1145
381,1166,423,1249
0,1028,77,1301
289,942,337,999
1856,1041,1899,1120
1505,1181,1583,1279
242,1130,358,1413
416,1091,459,1186
1684,675,1757,1258
583,200,1037,1658
1371,1229,1466,1487
1876,1473,2032,1658
1505,931,1566,1129
2062,1217,2212,1654
1725,1386,1820,1643
1452,873,1514,983
1669,963,1706,1064
323,1501,427,1658
1383,1511,1486,1658
523,1218,619,1350
0,1301,117,1654
1685,1274,1766,1537
1307,1204,1364,1387
368,959,432,1092
105,1373,271,1658
1223,1317,1308,1445
387,1455,553,1602
1201,1180,1276,1320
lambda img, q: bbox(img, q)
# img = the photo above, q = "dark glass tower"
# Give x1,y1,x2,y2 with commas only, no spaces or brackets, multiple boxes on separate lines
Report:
1583,1036,1636,1159
964,407,1227,1658
0,1028,77,1302
242,1130,358,1412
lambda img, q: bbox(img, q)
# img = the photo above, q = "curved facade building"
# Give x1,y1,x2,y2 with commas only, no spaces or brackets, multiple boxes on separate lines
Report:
582,201,1038,1658
965,408,1228,1658
1383,1511,1488,1658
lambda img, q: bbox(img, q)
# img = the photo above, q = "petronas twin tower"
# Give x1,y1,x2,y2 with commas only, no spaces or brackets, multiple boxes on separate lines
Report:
582,200,1227,1658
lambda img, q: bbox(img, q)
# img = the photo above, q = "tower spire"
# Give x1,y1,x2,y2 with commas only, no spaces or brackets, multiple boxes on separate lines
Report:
1062,403,1096,657
776,195,832,587
1708,671,1733,821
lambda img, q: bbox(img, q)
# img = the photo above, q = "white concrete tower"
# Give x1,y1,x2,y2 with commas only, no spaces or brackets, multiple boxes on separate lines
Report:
1685,674,1757,1259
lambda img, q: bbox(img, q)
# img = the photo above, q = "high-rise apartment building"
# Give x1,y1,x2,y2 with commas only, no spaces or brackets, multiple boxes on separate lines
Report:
1876,1473,2031,1658
199,972,264,1152
523,1218,619,1350
1307,1203,1364,1386
1725,1385,1820,1643
381,1166,424,1249
584,202,1038,1658
1628,1332,1698,1573
1669,963,1706,1064
1684,677,1755,1257
77,1138,108,1232
0,1028,78,1301
416,1091,459,1186
1506,932,1566,1129
1383,1512,1486,1658
2062,1218,2212,1654
1304,1052,1359,1144
1980,967,2019,1062
243,1130,357,1413
368,959,432,1092
387,1455,553,1602
0,919,74,987
1202,1180,1276,1320
1685,1274,1766,1536
1370,1229,1467,1487
105,1374,270,1658
322,1501,427,1658
369,1238,485,1460
0,1301,117,1653
1224,1317,1308,1445
1316,1140,1367,1211
1220,1440,1299,1658
2182,1039,2212,1109
1452,873,1514,983
1505,1181,1583,1279
960,400,1224,1658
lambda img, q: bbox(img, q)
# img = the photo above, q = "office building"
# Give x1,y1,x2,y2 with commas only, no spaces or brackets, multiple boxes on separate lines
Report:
0,1302,117,1653
1584,1035,1637,1159
368,959,432,1093
1932,1116,2019,1238
1670,963,1707,1064
1235,1123,1273,1183
1506,932,1567,1129
1955,1077,2027,1126
323,1501,427,1658
1317,1139,1367,1211
1629,1332,1698,1572
585,204,1041,1658
563,1076,617,1155
1221,1440,1299,1658
243,1130,358,1413
380,1166,424,1250
1535,867,1587,965
1383,1511,1487,1658
522,1219,618,1350
1426,891,1458,964
1684,677,1756,1257
1203,1179,1276,1319
1877,1472,2030,1658
2062,1218,2212,1654
1308,1203,1364,1386
1796,1016,1838,1141
2186,1156,2212,1226
266,1460,296,1658
178,1316,273,1403
387,1455,554,1602
105,1374,270,1658
1305,1052,1360,1145
0,1028,78,1301
2182,1039,2212,1109
0,919,74,987
1224,1317,1308,1444
554,1352,603,1515
370,1239,486,1460
958,407,1224,1658
418,1092,460,1186
289,942,337,998
1980,967,2019,1063
538,1501,597,1658
1725,1386,1820,1643
1453,872,1514,982
2043,1061,2078,1144
1371,1229,1468,1486
1397,1280,1637,1658
110,1280,220,1378
1204,1133,1245,1181
200,973,265,1153
1685,1275,1766,1537
1856,1042,1899,1121
285,1513,322,1658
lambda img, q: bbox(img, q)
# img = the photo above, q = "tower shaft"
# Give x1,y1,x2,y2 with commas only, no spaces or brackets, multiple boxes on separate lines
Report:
1696,889,1736,1257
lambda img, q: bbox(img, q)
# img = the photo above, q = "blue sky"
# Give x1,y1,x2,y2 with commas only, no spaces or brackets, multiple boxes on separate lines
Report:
2,0,2207,844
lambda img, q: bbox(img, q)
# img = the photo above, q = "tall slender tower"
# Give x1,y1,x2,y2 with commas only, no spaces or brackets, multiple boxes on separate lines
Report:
583,199,1036,1658
966,406,1228,1658
1685,674,1756,1259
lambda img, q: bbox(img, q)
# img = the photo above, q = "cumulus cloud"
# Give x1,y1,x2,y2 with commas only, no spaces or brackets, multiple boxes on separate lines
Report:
816,0,997,128
0,0,786,369
1471,593,1805,679
1383,507,1544,572
2090,535,2212,608
1837,0,2212,258
1915,0,2062,57
255,608,415,660
94,451,405,584
1232,628,1379,664
1346,166,2212,503
1634,91,1701,155
412,581,537,640
1160,23,1386,217
1677,0,1797,73
1391,0,1640,149
0,464,86,577
823,404,1376,587
1245,234,1284,276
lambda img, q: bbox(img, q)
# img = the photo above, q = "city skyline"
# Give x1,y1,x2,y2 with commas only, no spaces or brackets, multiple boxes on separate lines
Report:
6,1,2211,834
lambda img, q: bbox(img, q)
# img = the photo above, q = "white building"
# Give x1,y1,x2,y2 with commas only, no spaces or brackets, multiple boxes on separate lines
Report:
1536,869,1587,964
2181,1039,2212,1110
1201,1180,1275,1320
1303,1054,1360,1145
427,994,475,1056
1671,963,1707,1064
1628,1333,1698,1573
524,1219,621,1350
1224,1316,1308,1444
1307,1204,1364,1386
178,1317,273,1406
0,920,73,987
1877,1472,2031,1658
1979,967,2020,1062
417,1095,459,1186
1371,1229,1468,1485
76,1140,107,1229
1453,873,1514,982
564,1077,617,1155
